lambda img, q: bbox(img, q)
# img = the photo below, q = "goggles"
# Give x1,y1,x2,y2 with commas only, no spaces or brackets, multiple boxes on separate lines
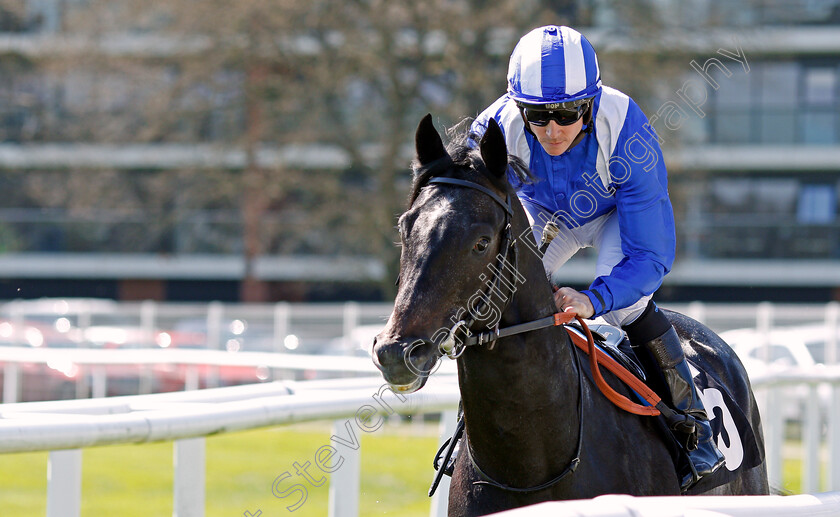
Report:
518,100,590,127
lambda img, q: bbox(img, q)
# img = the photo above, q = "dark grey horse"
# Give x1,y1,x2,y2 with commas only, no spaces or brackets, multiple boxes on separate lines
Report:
372,114,769,516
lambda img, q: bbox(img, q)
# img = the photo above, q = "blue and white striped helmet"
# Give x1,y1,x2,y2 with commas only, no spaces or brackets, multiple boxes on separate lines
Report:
507,25,601,105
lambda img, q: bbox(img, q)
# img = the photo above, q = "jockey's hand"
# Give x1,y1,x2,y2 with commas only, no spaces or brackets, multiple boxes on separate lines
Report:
553,287,595,319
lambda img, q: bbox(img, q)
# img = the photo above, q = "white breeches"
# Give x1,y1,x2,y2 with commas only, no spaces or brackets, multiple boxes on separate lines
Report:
521,200,650,327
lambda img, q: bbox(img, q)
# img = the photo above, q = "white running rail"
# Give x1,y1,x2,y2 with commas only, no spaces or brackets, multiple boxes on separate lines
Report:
2,300,840,516
6,372,840,516
490,492,840,516
0,375,461,517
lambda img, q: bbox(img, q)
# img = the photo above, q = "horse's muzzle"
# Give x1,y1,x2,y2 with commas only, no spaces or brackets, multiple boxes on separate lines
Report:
372,334,439,394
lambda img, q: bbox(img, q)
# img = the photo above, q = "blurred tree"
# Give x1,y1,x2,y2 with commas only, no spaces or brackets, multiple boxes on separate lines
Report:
1,0,679,300
255,0,562,297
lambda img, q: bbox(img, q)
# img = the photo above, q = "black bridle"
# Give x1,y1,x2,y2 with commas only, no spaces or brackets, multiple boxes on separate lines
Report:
422,176,519,357
417,176,585,495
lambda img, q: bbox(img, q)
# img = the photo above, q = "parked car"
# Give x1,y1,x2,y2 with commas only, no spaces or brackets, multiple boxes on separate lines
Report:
151,317,277,391
0,316,90,401
322,324,380,357
0,304,204,400
720,323,839,420
720,324,839,370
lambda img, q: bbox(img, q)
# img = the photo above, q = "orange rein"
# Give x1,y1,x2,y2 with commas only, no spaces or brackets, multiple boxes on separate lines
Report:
556,312,662,416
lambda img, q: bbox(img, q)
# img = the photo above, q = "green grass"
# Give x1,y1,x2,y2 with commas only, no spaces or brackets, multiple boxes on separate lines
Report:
0,419,440,516
779,454,830,495
0,427,822,515
0,449,49,513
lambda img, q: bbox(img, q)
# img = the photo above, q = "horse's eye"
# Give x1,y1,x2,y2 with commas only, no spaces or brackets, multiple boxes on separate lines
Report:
473,237,491,254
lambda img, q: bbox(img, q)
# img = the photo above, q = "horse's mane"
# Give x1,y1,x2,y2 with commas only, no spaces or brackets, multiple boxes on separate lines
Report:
408,118,534,207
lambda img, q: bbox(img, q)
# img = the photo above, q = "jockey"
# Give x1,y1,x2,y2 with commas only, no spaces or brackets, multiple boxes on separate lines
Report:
470,25,725,490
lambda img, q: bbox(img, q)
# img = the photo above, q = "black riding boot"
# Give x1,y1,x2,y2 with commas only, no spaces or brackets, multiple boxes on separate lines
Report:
623,302,725,491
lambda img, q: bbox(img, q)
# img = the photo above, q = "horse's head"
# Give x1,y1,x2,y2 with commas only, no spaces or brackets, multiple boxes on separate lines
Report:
373,114,526,393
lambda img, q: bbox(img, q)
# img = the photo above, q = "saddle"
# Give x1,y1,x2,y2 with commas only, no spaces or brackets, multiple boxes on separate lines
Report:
564,323,646,381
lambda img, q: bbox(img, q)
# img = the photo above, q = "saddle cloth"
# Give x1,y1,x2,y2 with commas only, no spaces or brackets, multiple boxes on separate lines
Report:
566,323,764,492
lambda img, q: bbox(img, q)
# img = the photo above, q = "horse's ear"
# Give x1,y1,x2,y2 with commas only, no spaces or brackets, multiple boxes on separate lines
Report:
415,113,448,166
479,118,508,178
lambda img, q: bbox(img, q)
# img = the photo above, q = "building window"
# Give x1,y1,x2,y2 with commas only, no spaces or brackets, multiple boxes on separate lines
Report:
758,63,797,144
711,67,752,144
797,184,837,224
708,60,840,145
801,66,837,144
682,175,840,259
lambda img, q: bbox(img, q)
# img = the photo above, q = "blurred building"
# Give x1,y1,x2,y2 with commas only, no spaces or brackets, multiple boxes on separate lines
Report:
575,1,840,302
0,0,838,302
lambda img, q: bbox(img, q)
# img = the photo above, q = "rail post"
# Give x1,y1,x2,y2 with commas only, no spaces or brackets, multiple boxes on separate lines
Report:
46,449,82,517
3,362,19,403
174,437,205,517
274,302,290,354
804,384,821,493
328,419,361,517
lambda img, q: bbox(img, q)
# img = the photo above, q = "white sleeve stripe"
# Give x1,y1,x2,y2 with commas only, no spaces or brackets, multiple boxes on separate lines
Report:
594,87,630,188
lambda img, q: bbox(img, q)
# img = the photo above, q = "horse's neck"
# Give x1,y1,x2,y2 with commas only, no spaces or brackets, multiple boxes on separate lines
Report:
457,222,582,479
458,287,578,411
464,210,575,393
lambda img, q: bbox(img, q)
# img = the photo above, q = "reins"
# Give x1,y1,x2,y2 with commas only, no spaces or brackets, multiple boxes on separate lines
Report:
567,320,669,417
462,311,667,415
468,323,585,493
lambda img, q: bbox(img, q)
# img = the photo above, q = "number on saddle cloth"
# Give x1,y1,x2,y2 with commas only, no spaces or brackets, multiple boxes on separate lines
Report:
685,360,764,490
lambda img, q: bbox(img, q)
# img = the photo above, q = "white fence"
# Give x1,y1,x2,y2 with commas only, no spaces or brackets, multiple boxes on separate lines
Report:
0,345,381,402
491,492,840,516
2,300,840,516
0,298,398,402
0,374,461,517
5,369,840,517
